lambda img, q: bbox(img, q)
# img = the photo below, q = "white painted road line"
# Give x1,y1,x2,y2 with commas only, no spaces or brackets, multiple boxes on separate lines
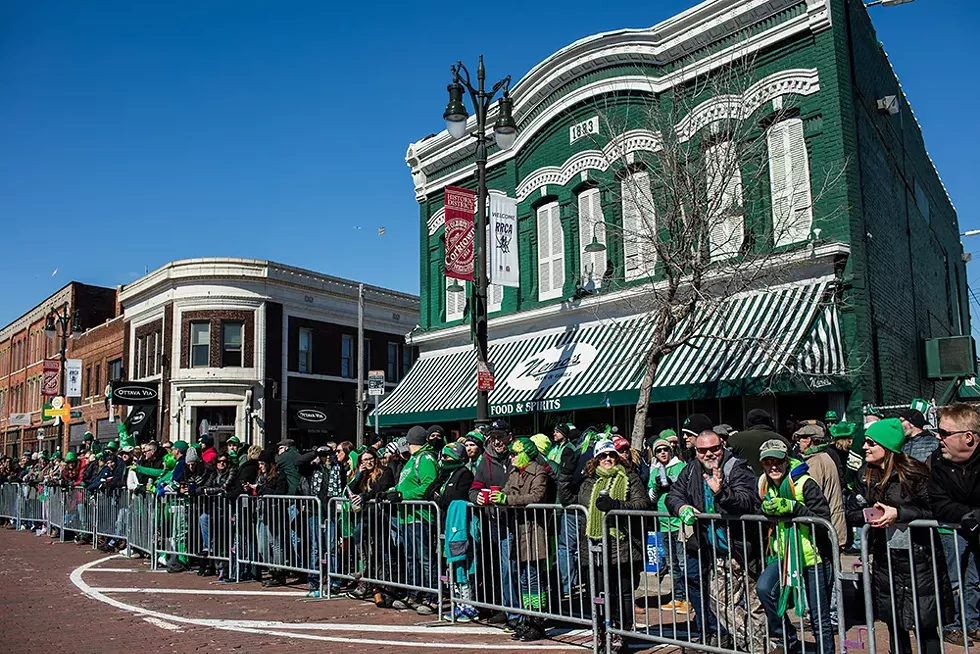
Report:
92,587,309,597
143,616,183,632
70,556,583,650
86,568,136,573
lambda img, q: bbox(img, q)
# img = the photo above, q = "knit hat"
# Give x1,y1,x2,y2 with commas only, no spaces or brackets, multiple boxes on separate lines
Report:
65,451,78,463
866,418,906,454
185,446,200,464
427,425,446,438
898,408,926,430
226,436,241,445
83,431,94,442
172,441,189,453
652,437,673,453
163,453,176,470
441,442,467,464
746,409,775,430
593,439,619,458
759,439,789,460
105,440,119,451
683,413,714,436
659,428,677,440
510,437,539,461
406,425,428,446
530,433,552,457
258,449,276,464
554,423,570,439
200,433,212,447
463,430,485,446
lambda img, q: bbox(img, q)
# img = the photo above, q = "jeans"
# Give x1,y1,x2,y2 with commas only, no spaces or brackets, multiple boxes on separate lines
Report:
556,511,581,595
685,546,720,637
115,507,129,543
405,519,435,603
199,513,210,553
663,531,690,603
519,561,545,609
308,516,321,589
757,561,835,654
943,533,980,632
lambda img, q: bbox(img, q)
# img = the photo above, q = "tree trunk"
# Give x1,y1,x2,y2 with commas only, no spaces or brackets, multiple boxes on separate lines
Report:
631,307,677,449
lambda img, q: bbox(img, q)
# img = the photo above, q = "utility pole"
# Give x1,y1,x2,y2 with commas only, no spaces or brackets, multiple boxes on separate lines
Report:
356,283,365,447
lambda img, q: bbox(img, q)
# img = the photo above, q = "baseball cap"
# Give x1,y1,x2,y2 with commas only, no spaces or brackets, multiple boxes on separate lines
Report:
759,439,789,460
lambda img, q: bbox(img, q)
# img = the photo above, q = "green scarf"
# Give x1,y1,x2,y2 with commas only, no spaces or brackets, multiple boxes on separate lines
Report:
802,442,830,457
760,469,807,619
586,464,629,540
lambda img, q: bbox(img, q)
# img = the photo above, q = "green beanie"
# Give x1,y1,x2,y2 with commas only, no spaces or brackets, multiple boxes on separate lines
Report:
163,453,176,471
65,452,78,463
510,437,540,468
463,430,484,445
105,440,119,451
824,410,840,423
226,436,241,445
866,418,906,454
830,422,856,439
659,428,677,439
172,441,189,453
530,433,552,457
652,437,673,451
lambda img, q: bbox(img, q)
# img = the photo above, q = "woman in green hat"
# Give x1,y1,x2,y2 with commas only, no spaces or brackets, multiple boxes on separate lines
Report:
848,418,951,654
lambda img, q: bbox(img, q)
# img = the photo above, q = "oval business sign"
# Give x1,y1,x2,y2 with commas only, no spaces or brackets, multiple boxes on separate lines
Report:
113,386,158,402
297,409,327,423
504,342,599,392
130,411,147,424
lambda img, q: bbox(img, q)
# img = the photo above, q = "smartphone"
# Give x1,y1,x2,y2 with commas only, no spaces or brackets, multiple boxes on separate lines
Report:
863,507,884,523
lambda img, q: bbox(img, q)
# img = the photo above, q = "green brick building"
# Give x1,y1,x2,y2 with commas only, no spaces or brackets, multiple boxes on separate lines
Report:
374,0,968,436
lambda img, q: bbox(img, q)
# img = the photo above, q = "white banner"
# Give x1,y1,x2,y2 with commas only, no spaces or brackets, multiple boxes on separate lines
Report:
65,359,83,397
8,413,30,427
489,194,519,288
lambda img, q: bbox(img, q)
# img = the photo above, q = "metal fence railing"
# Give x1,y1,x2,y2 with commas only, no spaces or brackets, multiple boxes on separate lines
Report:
5,482,980,654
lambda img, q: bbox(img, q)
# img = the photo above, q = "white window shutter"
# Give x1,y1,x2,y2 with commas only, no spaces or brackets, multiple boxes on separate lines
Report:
705,141,744,261
486,225,503,313
538,202,564,301
445,276,464,322
769,118,812,247
622,171,655,281
578,188,606,290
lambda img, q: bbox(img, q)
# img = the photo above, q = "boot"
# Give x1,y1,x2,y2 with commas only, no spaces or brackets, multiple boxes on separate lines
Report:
204,561,216,577
197,555,209,576
263,570,287,587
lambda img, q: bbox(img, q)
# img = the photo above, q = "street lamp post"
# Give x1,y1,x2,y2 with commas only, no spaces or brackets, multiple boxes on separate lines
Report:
44,304,81,450
442,55,517,428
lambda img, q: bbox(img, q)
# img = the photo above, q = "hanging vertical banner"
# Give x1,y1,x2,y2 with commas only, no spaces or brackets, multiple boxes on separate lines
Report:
42,359,60,397
65,359,83,397
489,194,519,288
444,186,475,281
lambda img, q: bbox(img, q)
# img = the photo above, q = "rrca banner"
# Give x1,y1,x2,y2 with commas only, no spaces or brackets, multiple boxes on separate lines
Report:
444,186,475,281
489,193,519,287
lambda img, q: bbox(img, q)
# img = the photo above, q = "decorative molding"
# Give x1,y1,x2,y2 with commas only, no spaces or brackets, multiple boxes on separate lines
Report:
806,0,832,33
675,68,820,141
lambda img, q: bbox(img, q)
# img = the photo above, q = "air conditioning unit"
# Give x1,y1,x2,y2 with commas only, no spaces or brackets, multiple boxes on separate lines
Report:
924,336,978,380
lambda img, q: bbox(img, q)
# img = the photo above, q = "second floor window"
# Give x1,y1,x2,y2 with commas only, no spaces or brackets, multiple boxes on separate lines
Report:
191,322,210,367
298,328,313,374
387,342,398,381
108,359,123,382
341,335,354,378
402,346,415,378
222,322,244,367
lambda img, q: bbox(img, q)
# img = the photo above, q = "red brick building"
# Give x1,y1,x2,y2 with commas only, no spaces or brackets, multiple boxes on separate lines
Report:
67,315,126,449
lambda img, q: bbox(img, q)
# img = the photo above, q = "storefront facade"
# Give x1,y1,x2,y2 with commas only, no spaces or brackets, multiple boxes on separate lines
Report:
377,0,966,434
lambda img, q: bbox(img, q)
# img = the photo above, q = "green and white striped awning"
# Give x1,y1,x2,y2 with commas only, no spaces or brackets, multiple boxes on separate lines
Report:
372,277,847,426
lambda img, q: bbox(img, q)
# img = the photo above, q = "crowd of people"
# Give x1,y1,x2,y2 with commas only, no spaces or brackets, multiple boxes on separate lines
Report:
1,401,979,654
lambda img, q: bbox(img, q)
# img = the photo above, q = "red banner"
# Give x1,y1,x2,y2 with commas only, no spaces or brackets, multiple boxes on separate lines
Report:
444,186,475,281
42,359,59,398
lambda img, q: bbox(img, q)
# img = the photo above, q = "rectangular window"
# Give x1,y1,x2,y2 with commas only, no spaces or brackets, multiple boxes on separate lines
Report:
94,364,101,397
362,340,371,377
402,346,414,378
190,322,210,368
298,327,313,374
536,201,565,301
85,366,92,399
222,321,244,367
445,276,465,322
577,187,606,290
151,332,159,375
387,342,399,381
705,141,744,261
767,117,812,247
109,359,123,382
622,170,656,281
341,335,354,378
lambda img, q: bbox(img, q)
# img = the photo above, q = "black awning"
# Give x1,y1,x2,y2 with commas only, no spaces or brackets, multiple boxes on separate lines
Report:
124,404,157,443
289,402,333,433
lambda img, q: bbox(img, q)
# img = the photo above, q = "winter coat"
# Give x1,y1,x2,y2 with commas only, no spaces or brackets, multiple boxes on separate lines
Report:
275,446,303,495
665,451,761,571
578,470,652,564
238,459,260,487
728,425,790,477
256,471,288,497
928,446,980,527
802,449,847,547
349,465,396,503
431,466,474,516
469,447,512,505
847,469,953,631
502,461,553,562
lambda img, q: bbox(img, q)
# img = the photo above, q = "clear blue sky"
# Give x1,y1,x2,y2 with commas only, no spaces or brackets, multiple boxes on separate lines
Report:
1,0,977,328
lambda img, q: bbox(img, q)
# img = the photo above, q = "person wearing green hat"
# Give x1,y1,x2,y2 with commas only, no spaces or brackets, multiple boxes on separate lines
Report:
824,410,840,426
225,436,244,465
856,417,951,653
490,436,552,641
61,451,82,487
545,423,582,600
462,431,484,473
647,436,690,613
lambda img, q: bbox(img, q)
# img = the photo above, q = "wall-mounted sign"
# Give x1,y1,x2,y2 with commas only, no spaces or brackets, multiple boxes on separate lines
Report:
489,194,519,288
503,343,599,392
569,115,599,144
65,359,83,397
42,359,60,397
8,413,30,427
296,409,327,423
110,381,159,405
444,186,475,282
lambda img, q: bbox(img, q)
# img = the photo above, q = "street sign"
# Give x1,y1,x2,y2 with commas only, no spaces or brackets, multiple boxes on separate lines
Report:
42,396,72,425
70,410,83,418
477,361,495,392
367,370,386,396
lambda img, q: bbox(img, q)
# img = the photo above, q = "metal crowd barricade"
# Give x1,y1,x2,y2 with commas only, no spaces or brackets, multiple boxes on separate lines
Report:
0,483,18,519
325,498,443,610
127,490,157,558
236,494,322,593
602,511,845,654
19,483,44,526
47,485,66,534
156,492,191,565
859,519,974,654
93,489,130,543
66,485,96,541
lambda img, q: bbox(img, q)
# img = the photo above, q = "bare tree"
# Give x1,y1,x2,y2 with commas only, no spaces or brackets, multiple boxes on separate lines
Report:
575,56,846,447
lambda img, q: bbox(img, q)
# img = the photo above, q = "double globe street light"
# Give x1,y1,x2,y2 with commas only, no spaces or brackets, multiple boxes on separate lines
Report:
44,304,82,448
442,55,516,426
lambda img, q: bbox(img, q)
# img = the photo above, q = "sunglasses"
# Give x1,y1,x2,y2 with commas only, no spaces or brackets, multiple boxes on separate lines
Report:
361,458,376,464
936,428,972,440
217,459,229,464
696,444,723,454
864,437,880,448
596,453,618,461
654,448,671,454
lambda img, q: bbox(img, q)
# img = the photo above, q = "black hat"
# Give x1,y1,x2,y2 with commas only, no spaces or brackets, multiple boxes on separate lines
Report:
427,425,445,437
683,413,714,436
258,450,276,464
406,425,428,446
898,409,926,430
554,423,570,438
746,409,775,430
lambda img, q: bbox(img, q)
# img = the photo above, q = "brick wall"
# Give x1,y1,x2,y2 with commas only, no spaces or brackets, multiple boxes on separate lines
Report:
66,316,125,452
179,309,255,368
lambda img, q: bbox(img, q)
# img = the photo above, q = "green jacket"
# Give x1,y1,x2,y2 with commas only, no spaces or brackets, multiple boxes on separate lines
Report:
649,457,686,532
395,443,438,523
276,446,302,495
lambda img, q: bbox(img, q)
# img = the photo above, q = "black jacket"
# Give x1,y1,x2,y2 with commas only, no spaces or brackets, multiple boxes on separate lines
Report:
728,425,790,477
238,459,260,486
256,471,288,496
847,468,952,630
349,465,396,502
665,452,761,570
468,447,511,505
576,470,652,564
928,446,980,525
432,466,474,514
